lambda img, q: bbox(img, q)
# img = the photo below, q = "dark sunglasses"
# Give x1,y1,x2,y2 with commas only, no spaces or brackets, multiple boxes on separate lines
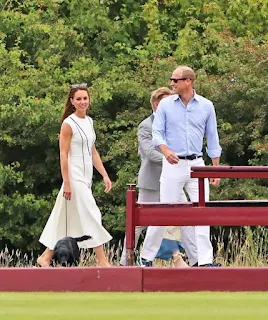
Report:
70,83,88,89
170,77,188,83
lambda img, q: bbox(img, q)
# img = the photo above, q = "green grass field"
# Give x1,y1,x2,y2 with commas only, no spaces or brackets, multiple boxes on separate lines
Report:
0,292,267,320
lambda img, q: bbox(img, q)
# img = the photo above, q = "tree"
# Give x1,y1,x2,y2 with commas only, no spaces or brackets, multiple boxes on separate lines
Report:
0,0,267,253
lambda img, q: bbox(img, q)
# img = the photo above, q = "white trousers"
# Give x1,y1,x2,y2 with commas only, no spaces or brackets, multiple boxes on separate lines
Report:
141,157,213,266
140,190,187,262
120,188,160,266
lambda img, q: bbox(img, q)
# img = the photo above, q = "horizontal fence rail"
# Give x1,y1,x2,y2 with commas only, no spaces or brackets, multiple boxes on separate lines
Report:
3,267,268,292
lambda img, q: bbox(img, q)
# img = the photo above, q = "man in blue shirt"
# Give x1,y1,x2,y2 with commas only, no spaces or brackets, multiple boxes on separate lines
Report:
140,65,222,267
121,87,187,268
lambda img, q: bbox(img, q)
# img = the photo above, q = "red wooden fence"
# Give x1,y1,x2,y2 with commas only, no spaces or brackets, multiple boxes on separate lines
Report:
1,166,268,292
126,166,268,265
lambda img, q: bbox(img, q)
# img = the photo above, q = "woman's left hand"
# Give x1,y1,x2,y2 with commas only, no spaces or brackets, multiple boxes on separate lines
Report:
103,175,112,193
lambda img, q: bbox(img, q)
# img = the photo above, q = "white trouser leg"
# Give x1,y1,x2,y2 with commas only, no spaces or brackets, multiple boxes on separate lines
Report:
120,226,145,265
159,157,213,266
184,159,212,265
159,158,198,265
120,188,159,265
140,226,165,261
141,180,187,262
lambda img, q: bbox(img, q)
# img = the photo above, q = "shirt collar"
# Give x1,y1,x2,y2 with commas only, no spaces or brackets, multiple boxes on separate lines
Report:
173,90,200,102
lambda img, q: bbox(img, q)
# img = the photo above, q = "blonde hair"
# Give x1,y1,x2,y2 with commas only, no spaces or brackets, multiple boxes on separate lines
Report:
150,87,172,110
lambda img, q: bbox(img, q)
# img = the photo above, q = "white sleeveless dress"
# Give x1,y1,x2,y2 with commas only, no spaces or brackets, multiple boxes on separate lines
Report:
39,113,112,250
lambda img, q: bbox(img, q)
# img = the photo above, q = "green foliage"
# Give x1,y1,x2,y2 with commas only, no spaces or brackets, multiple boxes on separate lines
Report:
0,0,268,254
224,0,268,37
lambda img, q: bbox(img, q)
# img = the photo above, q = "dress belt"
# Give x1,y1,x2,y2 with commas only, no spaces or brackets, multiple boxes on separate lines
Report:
178,155,202,160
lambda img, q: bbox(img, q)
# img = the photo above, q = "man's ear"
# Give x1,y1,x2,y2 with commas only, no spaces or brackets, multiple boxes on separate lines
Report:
153,100,159,111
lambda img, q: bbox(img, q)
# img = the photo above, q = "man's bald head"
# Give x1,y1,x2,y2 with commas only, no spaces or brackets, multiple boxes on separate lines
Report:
173,66,196,81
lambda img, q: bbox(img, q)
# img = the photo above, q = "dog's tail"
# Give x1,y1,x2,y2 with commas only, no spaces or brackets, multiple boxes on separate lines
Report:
74,235,92,242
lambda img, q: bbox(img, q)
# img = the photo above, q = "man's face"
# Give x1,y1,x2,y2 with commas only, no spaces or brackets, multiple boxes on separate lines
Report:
170,70,188,95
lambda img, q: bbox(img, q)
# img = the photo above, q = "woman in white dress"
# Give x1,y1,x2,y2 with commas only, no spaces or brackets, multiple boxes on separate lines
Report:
37,84,112,267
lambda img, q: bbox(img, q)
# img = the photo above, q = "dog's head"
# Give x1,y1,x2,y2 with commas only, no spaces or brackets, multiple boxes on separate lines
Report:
52,247,75,267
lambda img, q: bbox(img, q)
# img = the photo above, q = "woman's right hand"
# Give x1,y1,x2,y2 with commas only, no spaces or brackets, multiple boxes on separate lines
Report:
63,182,71,200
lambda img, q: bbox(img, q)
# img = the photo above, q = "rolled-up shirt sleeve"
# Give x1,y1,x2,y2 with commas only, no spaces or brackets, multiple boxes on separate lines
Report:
205,104,222,158
152,103,167,148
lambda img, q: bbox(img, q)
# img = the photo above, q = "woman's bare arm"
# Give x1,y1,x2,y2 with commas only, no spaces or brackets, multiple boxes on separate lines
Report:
92,145,112,193
59,123,72,200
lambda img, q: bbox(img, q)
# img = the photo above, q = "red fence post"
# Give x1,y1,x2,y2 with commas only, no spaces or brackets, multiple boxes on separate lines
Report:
198,178,205,206
126,184,136,266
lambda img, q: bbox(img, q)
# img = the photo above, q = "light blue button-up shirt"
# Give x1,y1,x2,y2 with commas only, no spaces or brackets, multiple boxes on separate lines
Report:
152,92,222,159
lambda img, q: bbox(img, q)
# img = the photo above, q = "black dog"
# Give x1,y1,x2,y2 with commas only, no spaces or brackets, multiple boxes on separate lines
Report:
52,235,92,266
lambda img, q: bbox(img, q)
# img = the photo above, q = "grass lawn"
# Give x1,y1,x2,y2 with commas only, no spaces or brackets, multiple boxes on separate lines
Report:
0,292,267,320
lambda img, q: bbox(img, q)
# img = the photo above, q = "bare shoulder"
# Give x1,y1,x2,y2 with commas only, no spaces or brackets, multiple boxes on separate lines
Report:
60,121,72,137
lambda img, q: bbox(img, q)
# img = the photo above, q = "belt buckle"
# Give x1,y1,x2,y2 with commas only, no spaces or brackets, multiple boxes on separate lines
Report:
189,155,197,160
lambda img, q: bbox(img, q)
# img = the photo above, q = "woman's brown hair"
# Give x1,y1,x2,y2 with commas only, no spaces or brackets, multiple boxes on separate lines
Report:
60,86,90,123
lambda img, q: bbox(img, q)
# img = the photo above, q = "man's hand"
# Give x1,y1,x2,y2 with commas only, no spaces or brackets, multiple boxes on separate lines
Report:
210,178,220,186
211,158,221,186
163,149,179,164
159,145,179,164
